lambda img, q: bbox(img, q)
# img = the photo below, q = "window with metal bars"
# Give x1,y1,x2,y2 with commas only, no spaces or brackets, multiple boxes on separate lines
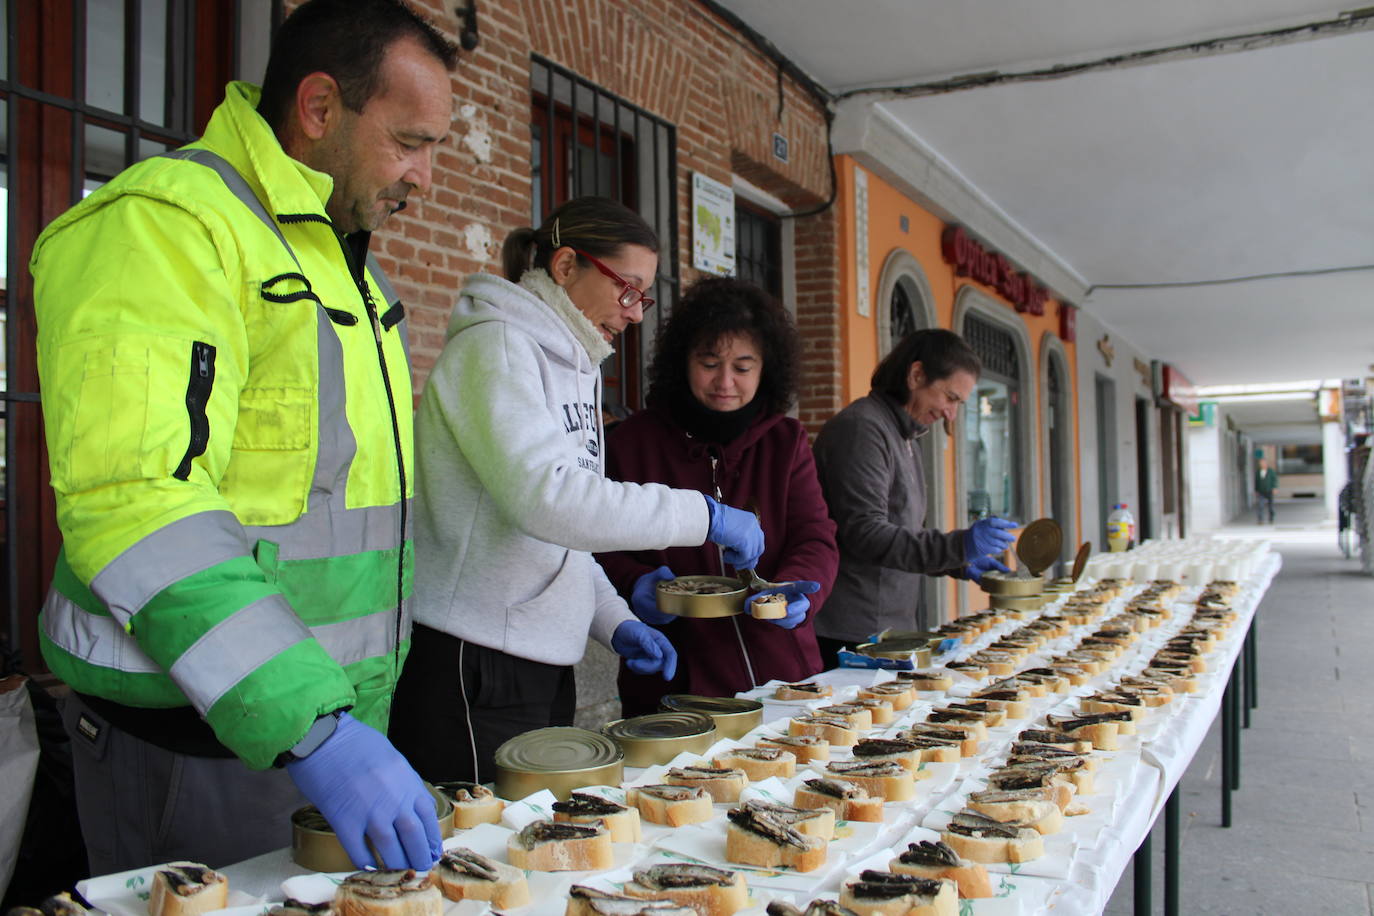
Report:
965,312,1019,379
734,199,781,299
2,0,266,674
530,57,677,413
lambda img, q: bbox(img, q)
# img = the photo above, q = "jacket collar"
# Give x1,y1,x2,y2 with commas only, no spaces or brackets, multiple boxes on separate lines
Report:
872,391,926,440
647,403,786,458
197,82,335,223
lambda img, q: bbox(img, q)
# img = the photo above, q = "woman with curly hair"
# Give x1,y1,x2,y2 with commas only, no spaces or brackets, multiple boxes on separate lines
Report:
597,277,839,716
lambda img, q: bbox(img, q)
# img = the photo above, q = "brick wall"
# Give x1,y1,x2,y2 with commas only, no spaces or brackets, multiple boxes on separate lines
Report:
364,0,839,421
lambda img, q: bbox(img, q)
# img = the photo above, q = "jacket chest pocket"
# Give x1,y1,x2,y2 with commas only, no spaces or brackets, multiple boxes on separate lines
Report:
221,387,315,525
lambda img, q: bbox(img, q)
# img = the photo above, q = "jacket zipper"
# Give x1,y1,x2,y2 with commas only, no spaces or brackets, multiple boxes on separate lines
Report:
709,454,726,576
173,341,216,481
338,238,409,675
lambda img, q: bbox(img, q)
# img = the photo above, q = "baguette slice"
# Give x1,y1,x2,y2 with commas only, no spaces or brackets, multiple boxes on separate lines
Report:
943,701,1006,728
751,593,789,619
623,864,749,916
814,704,874,731
773,682,833,701
899,723,979,758
567,886,696,916
434,781,504,829
966,790,1063,835
925,710,989,741
793,778,884,822
1045,712,1129,751
148,863,229,916
888,841,993,899
941,812,1044,864
764,902,860,916
334,870,441,916
628,784,714,826
1015,727,1093,755
725,807,827,872
850,697,896,725
790,715,857,747
507,820,613,872
985,766,1074,811
741,799,836,840
857,682,916,710
851,737,922,772
714,746,796,781
666,766,748,803
824,760,919,801
432,848,530,909
757,734,831,763
896,670,954,692
838,870,957,916
553,792,643,842
890,734,961,764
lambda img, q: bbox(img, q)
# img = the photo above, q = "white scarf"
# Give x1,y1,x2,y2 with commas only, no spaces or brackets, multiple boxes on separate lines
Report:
519,268,614,365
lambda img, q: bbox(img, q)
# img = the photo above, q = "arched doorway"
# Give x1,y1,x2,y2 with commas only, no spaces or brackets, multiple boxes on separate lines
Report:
874,250,943,627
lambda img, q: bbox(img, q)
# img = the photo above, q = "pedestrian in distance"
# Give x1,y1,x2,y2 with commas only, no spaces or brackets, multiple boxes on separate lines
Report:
1255,456,1278,524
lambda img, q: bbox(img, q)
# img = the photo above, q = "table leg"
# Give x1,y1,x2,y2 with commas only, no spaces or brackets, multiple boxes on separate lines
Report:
1165,784,1180,915
1245,619,1258,713
1221,672,1233,828
1134,828,1153,915
1231,661,1242,791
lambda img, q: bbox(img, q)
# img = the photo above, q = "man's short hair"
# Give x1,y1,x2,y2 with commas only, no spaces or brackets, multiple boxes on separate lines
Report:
258,0,459,132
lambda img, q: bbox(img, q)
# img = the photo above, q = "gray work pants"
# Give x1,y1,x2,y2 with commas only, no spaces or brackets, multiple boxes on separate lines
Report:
62,694,306,874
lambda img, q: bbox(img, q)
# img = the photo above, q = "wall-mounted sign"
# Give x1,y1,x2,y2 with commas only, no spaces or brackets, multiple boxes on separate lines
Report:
1097,334,1115,367
1058,302,1076,343
941,224,1050,315
1153,361,1199,414
692,173,735,276
772,132,789,163
1188,401,1217,428
1133,358,1152,389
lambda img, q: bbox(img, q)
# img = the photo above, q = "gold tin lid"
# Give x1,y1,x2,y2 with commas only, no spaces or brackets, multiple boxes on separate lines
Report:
659,695,764,740
603,712,717,768
1016,518,1063,577
604,711,716,741
493,727,625,801
853,638,935,665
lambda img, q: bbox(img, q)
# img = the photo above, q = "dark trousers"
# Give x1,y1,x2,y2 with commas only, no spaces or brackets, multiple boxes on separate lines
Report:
61,695,305,874
1256,491,1275,523
390,625,576,784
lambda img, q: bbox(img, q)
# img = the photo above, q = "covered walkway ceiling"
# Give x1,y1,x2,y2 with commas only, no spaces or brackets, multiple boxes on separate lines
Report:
716,1,1374,390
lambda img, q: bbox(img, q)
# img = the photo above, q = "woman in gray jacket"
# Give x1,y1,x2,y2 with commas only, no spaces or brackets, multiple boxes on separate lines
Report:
811,329,1018,667
391,198,763,782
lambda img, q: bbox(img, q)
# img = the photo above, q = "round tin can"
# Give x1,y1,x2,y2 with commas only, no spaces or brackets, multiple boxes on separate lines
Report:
656,575,748,618
602,711,717,767
658,695,764,740
851,638,934,667
493,726,624,801
290,783,453,872
978,572,1046,596
988,593,1048,612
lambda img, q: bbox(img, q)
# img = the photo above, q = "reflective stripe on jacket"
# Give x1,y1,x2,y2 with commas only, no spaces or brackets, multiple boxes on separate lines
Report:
32,82,414,769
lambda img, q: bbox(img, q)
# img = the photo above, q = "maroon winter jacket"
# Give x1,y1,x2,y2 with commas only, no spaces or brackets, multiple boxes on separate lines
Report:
596,406,840,716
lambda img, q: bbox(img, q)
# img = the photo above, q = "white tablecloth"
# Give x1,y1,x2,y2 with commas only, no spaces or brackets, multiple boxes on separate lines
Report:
89,553,1283,916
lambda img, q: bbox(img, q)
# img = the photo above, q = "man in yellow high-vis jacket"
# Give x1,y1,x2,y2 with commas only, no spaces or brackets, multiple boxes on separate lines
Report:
32,0,457,874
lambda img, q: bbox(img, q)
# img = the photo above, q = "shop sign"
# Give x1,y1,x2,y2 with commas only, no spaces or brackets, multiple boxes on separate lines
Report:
941,224,1049,316
1188,401,1217,428
1154,362,1199,413
692,173,735,276
1059,302,1076,343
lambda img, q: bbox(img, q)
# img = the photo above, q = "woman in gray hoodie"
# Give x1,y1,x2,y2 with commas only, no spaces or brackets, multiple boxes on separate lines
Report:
390,198,765,783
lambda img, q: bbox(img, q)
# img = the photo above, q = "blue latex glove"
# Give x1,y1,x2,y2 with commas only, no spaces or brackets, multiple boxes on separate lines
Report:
964,516,1019,559
285,712,441,871
612,620,678,681
749,579,822,629
703,495,766,570
631,566,678,626
964,553,1013,582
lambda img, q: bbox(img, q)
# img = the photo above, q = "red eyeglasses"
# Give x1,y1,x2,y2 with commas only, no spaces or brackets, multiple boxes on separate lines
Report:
573,249,655,310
